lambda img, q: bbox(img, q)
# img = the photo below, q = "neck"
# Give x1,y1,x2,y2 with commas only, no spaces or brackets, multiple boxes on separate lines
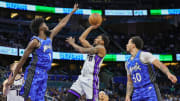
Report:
38,31,46,40
130,48,139,57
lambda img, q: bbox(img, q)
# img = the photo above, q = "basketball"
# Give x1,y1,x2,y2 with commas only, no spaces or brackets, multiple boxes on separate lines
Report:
88,13,102,26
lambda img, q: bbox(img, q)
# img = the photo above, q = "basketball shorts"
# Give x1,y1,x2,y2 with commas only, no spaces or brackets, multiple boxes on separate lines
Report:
20,66,48,101
68,75,99,101
132,83,162,101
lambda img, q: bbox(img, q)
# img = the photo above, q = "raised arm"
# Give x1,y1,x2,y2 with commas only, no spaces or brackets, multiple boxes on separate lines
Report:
79,25,100,48
50,4,78,40
66,37,106,57
152,59,177,83
8,39,39,86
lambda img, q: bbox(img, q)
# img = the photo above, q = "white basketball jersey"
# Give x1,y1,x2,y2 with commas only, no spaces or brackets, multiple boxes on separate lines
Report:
81,54,104,77
7,76,24,101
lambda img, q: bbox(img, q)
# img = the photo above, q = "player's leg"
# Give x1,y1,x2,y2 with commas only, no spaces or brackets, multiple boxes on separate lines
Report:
65,78,83,101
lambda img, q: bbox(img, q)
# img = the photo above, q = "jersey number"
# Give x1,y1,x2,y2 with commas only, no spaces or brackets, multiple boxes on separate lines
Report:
133,73,141,83
88,55,93,61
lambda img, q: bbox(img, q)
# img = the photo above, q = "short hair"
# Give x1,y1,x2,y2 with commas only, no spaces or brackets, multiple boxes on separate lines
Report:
99,91,106,95
30,18,44,35
131,36,144,49
100,34,110,48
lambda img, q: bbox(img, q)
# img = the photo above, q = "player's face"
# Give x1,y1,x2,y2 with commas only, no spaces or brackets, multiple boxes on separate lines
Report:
126,39,134,52
40,23,49,32
99,92,105,100
94,35,103,46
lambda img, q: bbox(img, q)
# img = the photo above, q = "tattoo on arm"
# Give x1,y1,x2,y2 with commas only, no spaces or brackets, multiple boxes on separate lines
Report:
126,81,133,97
153,59,170,75
158,63,169,75
71,43,98,54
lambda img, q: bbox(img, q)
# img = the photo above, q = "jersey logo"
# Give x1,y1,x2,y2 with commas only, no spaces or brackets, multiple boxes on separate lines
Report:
148,86,152,90
43,44,52,52
129,62,141,73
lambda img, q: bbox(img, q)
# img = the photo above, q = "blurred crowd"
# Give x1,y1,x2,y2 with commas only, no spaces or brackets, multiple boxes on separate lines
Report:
0,17,180,54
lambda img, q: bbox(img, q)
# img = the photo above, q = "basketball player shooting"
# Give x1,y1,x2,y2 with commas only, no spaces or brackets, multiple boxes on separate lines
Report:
3,63,24,101
65,24,109,101
125,36,177,101
7,4,78,101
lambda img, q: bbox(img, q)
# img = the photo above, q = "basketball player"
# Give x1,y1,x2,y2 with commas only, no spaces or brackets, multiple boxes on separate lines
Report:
99,91,106,101
8,4,78,101
125,36,177,101
65,25,109,101
3,63,24,101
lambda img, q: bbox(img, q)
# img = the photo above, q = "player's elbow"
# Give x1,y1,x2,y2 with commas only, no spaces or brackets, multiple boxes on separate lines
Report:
79,37,84,42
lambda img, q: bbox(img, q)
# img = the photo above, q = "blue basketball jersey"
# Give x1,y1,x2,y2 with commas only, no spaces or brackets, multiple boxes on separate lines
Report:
126,50,156,88
29,36,53,71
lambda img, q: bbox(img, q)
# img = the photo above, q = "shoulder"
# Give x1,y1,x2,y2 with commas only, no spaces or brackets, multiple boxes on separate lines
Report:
28,38,40,48
96,45,106,56
140,51,153,58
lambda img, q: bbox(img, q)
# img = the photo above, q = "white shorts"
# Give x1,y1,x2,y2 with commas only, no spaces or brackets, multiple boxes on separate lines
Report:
68,75,99,101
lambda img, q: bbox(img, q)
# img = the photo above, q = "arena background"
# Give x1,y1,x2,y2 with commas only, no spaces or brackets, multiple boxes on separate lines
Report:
0,0,180,100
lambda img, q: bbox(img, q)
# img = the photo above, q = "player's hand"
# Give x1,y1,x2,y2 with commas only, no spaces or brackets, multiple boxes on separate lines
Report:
66,37,75,45
90,24,101,29
125,96,131,101
72,3,79,12
167,72,177,84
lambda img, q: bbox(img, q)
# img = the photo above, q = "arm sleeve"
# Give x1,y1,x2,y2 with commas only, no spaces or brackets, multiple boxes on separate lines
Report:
140,52,156,64
125,62,130,75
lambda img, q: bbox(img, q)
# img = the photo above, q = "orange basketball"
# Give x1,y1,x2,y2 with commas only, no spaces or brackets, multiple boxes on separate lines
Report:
88,13,102,26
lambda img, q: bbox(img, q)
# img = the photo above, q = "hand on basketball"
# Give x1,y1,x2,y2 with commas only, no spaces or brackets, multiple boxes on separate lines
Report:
167,72,177,84
72,3,79,12
66,37,75,45
90,24,101,29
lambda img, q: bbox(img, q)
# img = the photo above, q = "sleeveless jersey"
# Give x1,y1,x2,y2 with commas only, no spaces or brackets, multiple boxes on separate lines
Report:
81,54,104,78
7,76,24,101
126,50,156,88
29,36,53,71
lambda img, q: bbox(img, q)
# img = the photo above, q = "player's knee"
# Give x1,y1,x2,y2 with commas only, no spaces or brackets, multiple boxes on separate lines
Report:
65,92,78,101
